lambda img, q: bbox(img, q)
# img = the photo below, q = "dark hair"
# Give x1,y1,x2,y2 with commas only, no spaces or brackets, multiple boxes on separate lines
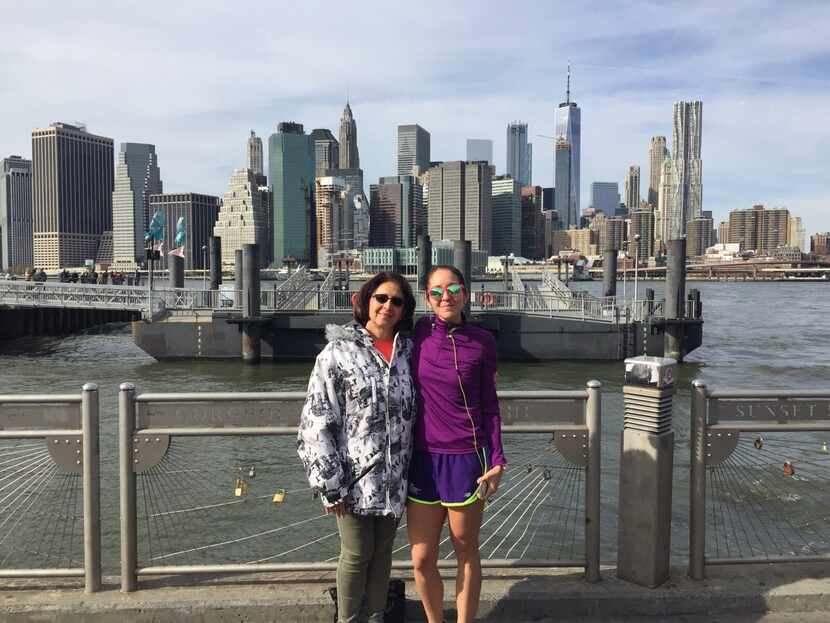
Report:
353,271,416,332
424,264,467,289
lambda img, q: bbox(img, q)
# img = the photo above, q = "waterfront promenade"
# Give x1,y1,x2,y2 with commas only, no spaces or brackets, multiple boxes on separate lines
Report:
3,563,830,621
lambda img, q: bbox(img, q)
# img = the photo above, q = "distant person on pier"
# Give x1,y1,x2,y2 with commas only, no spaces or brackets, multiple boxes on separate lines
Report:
298,271,417,623
408,265,506,623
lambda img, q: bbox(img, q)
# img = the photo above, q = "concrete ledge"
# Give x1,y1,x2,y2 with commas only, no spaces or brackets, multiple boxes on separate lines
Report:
1,564,829,622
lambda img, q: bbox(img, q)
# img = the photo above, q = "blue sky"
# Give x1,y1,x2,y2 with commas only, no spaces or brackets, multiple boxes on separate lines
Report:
1,0,828,236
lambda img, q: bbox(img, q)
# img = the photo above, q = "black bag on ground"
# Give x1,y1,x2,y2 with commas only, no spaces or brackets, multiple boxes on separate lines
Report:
328,578,405,623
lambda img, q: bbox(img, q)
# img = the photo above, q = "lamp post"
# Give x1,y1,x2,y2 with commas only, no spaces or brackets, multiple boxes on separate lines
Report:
201,245,207,290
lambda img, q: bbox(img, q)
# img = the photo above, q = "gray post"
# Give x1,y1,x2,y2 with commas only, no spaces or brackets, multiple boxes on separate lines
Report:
645,288,655,317
118,383,137,592
664,239,686,361
242,243,261,364
617,356,677,588
209,236,222,290
234,249,244,309
602,250,618,298
453,240,472,315
81,383,101,593
417,234,432,290
168,254,184,288
689,380,707,580
585,379,602,583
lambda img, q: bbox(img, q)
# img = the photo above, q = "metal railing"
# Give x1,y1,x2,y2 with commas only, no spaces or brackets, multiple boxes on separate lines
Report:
0,385,101,592
689,381,830,580
118,382,601,590
0,280,148,312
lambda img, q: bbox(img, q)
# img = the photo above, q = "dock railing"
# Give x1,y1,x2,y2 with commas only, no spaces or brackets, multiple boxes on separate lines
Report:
0,385,101,592
689,381,830,580
118,381,601,591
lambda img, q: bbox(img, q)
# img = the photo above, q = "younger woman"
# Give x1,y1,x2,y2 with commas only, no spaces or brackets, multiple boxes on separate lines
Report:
298,271,417,623
408,265,506,623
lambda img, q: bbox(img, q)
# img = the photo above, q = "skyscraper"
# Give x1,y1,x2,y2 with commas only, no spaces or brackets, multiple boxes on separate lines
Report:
427,161,492,254
624,165,641,213
149,192,220,270
397,124,430,176
0,156,33,272
32,122,114,269
309,129,339,178
214,168,270,268
506,122,532,187
663,101,703,240
338,102,359,169
491,175,521,256
315,176,347,267
466,139,493,164
648,136,667,208
520,186,545,260
112,143,162,269
590,182,620,215
630,209,655,259
555,69,581,229
369,176,422,248
247,131,264,177
269,122,315,265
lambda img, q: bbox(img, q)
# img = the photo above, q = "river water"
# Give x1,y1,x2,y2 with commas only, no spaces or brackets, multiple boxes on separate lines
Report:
1,281,828,572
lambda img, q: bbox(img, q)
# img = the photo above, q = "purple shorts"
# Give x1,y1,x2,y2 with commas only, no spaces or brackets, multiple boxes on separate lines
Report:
407,448,488,507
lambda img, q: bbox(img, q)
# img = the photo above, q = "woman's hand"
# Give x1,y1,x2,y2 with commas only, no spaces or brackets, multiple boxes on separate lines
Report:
477,465,504,499
325,499,347,518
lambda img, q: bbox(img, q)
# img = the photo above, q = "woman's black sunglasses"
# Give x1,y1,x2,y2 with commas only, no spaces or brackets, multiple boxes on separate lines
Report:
372,293,404,307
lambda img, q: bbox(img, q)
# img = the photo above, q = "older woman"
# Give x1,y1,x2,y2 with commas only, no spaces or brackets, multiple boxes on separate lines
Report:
298,271,417,623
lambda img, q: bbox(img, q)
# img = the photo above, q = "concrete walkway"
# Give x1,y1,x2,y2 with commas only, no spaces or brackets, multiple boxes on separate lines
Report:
1,563,829,622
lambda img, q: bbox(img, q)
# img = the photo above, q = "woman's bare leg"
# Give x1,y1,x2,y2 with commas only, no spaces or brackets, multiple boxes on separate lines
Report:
408,502,447,623
447,501,485,623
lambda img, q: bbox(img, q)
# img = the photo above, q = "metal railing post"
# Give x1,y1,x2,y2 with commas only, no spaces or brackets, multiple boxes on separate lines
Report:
119,383,138,592
81,383,101,593
585,379,601,583
689,379,707,580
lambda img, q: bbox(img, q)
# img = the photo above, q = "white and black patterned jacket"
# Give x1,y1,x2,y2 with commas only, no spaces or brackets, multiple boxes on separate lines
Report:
297,323,416,518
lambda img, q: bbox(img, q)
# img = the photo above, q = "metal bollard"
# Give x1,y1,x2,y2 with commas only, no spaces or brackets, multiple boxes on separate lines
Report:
119,383,138,592
81,383,101,593
617,355,677,588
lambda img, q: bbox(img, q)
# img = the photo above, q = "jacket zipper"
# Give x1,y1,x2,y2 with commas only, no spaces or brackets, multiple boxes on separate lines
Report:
382,334,398,514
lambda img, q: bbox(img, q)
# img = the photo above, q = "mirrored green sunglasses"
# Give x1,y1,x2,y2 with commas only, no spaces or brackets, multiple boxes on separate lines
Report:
428,283,464,299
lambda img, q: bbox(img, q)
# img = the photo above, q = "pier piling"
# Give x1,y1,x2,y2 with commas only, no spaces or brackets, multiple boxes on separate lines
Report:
664,239,687,361
417,234,432,289
603,249,618,298
169,255,184,289
241,243,261,365
209,236,222,290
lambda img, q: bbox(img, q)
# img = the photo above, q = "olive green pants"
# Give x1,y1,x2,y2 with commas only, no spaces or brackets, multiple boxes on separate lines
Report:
336,512,398,623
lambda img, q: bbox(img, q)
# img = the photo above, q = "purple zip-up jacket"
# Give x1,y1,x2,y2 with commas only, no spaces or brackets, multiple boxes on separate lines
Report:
411,316,506,467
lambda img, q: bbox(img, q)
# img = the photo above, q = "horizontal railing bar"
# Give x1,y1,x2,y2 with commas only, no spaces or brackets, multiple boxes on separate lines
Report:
137,427,297,436
137,390,588,403
498,391,588,400
707,554,830,565
0,568,84,578
0,395,81,403
0,429,82,439
136,392,308,402
137,426,581,436
503,425,587,433
708,422,830,432
708,390,830,399
137,559,585,575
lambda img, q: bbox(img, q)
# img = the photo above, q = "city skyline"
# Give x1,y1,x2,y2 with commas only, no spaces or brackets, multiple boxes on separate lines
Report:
0,2,827,237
